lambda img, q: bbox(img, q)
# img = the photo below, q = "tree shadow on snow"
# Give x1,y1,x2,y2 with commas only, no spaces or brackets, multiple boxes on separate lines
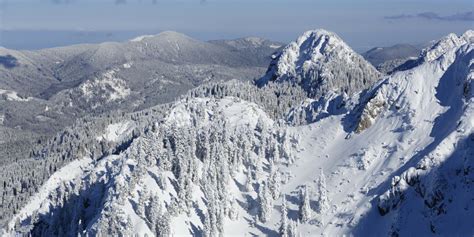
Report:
237,194,259,216
189,222,203,237
243,217,279,237
233,177,246,192
193,202,205,224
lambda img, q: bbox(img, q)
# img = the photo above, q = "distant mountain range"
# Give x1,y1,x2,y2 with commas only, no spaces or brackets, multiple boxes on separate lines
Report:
362,44,420,66
0,32,281,143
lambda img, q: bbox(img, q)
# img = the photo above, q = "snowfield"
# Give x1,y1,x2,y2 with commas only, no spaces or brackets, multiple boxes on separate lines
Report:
165,97,273,129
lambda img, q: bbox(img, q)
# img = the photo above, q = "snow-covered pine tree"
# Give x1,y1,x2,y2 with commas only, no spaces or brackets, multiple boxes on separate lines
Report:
268,162,281,199
227,195,239,220
245,164,253,192
258,182,273,223
279,195,289,237
203,186,219,237
155,212,171,237
316,169,329,214
315,169,329,226
254,150,264,182
145,194,162,233
272,142,281,163
288,219,299,237
299,185,311,223
136,186,149,218
203,209,213,237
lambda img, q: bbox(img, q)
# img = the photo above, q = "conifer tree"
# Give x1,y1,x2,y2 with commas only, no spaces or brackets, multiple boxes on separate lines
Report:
258,182,273,223
279,195,289,237
299,185,311,223
315,169,329,225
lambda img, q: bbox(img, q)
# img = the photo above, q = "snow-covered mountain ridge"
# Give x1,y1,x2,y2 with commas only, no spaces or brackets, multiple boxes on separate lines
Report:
421,30,473,63
393,30,473,73
3,29,473,236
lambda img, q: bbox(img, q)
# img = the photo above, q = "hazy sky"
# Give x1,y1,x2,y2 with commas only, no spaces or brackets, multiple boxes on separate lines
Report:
0,0,473,50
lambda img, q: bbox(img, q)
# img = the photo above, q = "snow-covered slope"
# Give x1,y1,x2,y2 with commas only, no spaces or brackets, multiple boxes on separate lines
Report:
257,29,381,98
373,41,474,236
4,30,473,237
96,121,135,142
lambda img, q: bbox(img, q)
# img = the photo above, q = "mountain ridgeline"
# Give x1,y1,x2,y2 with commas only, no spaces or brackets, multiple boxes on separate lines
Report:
0,31,280,124
0,32,282,162
0,29,473,236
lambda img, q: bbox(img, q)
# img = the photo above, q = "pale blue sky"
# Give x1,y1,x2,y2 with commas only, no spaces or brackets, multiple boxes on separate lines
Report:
0,0,472,50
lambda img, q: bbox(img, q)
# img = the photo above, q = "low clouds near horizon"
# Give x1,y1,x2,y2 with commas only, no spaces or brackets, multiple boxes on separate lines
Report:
385,11,474,22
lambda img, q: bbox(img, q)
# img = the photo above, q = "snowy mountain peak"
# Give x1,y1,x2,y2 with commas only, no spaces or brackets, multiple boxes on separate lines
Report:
275,29,351,75
156,30,192,39
241,37,267,45
257,29,381,98
130,31,195,43
295,29,348,53
130,35,155,42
